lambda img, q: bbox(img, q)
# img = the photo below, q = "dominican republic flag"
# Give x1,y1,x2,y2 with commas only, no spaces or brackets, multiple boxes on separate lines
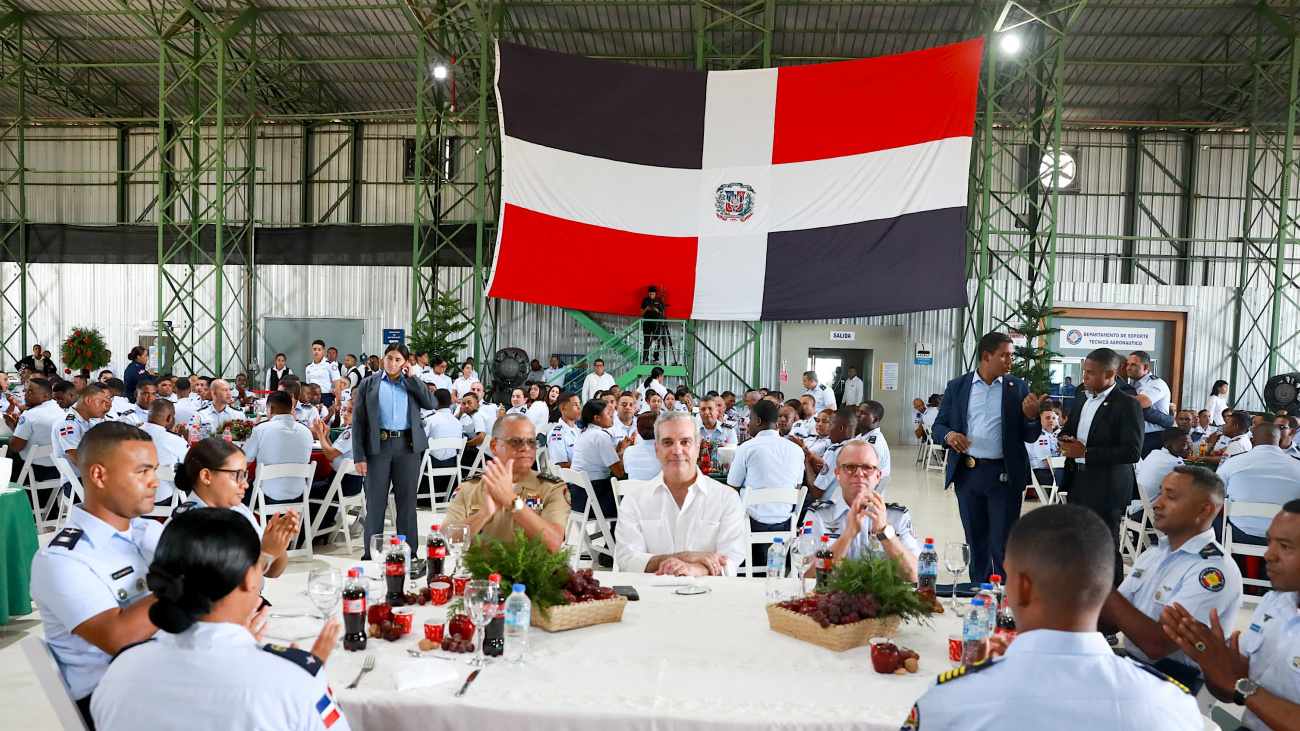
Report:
485,40,983,321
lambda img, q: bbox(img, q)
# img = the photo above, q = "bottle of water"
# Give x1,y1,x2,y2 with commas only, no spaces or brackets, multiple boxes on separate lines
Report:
765,537,787,600
961,597,988,664
505,583,531,664
395,534,411,584
917,539,938,599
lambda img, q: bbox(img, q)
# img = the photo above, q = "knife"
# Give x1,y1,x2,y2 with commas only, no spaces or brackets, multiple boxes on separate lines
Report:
455,669,480,698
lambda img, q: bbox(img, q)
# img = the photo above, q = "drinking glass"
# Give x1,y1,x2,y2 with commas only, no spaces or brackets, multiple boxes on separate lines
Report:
446,523,471,574
466,579,492,667
944,542,971,613
307,568,342,620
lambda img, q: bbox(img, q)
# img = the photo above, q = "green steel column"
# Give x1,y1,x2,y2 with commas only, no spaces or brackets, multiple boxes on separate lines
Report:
1267,37,1300,380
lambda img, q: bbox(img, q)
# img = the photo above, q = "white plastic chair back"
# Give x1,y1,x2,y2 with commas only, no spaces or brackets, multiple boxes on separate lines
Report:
738,486,806,577
144,463,181,519
21,637,89,731
1121,477,1160,561
417,437,465,507
611,478,652,504
922,427,948,472
1224,500,1282,592
249,462,318,560
20,444,62,531
556,467,614,569
309,458,365,552
52,456,84,529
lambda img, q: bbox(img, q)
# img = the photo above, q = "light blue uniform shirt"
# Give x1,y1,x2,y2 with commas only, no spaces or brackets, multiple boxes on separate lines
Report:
166,490,262,538
243,414,313,501
622,440,661,480
1135,373,1172,434
966,372,1004,459
807,491,920,560
13,398,63,466
1117,528,1242,668
727,429,805,524
29,506,162,701
1220,445,1300,537
904,630,1202,730
195,404,245,435
699,421,737,446
377,375,409,431
548,420,581,464
51,407,104,476
572,427,619,480
813,441,846,502
1239,590,1300,731
805,383,836,413
422,408,463,460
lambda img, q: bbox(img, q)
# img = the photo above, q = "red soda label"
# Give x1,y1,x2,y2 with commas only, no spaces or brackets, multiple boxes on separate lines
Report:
431,547,447,558
343,598,366,614
818,557,833,570
386,562,405,576
995,628,1019,640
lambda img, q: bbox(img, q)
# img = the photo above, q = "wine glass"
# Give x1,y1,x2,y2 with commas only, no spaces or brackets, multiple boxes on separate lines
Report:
466,579,492,667
944,542,971,613
446,523,471,574
307,568,342,621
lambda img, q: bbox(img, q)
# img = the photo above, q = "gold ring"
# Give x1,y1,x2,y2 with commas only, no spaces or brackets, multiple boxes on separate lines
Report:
1195,642,1206,652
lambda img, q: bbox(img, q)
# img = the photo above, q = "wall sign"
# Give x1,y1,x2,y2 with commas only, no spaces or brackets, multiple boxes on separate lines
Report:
780,359,788,383
879,362,899,391
382,328,405,344
915,342,933,366
1058,326,1155,351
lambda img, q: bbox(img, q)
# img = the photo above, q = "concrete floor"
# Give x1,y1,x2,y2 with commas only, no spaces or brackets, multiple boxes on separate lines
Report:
0,457,1238,729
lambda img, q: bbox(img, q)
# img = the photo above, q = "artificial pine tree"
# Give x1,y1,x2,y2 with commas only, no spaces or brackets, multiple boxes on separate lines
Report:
1010,298,1064,395
408,293,471,361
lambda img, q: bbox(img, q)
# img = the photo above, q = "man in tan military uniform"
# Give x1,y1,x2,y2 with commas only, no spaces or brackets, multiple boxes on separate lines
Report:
445,413,568,551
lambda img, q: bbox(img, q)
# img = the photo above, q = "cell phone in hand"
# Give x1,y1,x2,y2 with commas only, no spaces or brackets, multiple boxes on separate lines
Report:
612,586,640,601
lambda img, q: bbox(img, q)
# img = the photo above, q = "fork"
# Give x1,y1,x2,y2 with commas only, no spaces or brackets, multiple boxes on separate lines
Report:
346,654,375,689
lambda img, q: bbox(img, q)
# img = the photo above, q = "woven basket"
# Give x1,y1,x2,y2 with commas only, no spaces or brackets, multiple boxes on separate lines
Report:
765,603,902,652
531,595,628,632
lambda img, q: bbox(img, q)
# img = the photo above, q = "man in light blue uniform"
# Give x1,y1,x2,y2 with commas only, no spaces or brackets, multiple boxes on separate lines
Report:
52,382,113,480
1100,465,1241,694
810,406,858,502
802,370,836,413
903,505,1201,730
116,382,156,426
697,395,736,446
1219,422,1300,545
10,376,63,484
728,398,805,568
547,391,582,468
194,378,245,436
1127,350,1173,457
423,388,463,464
243,391,313,504
806,439,919,581
139,400,190,506
29,422,164,726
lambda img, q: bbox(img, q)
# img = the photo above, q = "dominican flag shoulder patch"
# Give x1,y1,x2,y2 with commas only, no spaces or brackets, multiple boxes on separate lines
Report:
58,425,75,437
316,688,341,727
487,40,983,320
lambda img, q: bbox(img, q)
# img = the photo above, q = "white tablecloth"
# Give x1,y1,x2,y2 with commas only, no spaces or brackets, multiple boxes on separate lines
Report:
261,567,962,731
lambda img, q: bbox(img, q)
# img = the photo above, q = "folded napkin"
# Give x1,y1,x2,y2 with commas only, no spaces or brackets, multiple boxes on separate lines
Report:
393,658,460,692
649,575,697,587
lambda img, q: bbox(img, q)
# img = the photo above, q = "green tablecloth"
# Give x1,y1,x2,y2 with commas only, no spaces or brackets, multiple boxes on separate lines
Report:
0,483,38,623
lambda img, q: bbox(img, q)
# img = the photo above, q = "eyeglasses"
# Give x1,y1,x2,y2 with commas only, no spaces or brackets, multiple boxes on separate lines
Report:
498,437,539,451
839,463,879,475
212,468,249,483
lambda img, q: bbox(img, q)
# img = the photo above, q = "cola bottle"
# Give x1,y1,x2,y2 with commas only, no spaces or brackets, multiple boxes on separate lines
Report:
814,536,835,592
426,524,448,582
483,574,506,657
385,537,407,607
342,568,367,652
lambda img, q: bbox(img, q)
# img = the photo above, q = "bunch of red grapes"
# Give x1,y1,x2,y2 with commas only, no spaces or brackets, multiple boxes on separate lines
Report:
562,568,618,603
439,614,477,654
778,591,881,628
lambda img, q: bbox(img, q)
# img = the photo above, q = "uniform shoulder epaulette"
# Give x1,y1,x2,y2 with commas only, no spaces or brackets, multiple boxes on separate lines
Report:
935,657,996,685
867,434,877,444
1199,543,1224,559
111,638,155,662
886,502,909,513
1129,658,1191,694
261,644,323,676
63,412,76,420
172,501,197,517
537,472,565,484
50,527,83,549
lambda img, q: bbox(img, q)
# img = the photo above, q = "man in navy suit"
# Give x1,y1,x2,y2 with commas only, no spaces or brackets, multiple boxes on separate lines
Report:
932,332,1053,583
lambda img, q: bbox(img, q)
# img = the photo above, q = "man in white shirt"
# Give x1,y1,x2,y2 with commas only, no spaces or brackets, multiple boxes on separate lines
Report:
139,400,189,505
1219,422,1300,542
1218,411,1253,464
842,367,864,406
854,400,892,486
727,398,804,568
1275,414,1300,459
304,339,342,408
170,377,198,430
422,356,454,393
581,358,616,403
243,391,313,503
922,394,941,431
614,411,747,576
542,356,566,386
1133,427,1191,513
1127,350,1172,457
422,388,464,460
621,413,661,480
457,392,488,469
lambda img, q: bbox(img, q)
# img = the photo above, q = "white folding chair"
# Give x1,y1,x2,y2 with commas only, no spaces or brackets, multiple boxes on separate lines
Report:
1223,501,1282,592
21,637,89,731
248,462,318,560
462,442,487,480
1121,478,1160,562
922,427,947,472
21,445,64,532
52,456,84,529
737,486,807,577
417,437,465,507
144,464,182,519
557,467,614,570
610,477,651,506
309,458,365,553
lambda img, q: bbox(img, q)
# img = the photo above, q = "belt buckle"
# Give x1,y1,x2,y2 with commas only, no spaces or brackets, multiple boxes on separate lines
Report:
965,455,976,469
380,431,388,441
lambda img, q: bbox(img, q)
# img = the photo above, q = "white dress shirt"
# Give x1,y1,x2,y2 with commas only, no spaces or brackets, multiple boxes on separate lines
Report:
1220,444,1300,537
451,376,480,399
1134,447,1182,507
727,429,805,524
581,372,616,402
525,402,550,432
1025,428,1060,468
1134,373,1171,433
1074,383,1117,465
614,471,748,575
842,376,864,406
303,359,340,394
857,428,892,478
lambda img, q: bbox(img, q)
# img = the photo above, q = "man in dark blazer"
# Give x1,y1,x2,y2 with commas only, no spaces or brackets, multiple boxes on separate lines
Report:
1057,347,1144,585
933,332,1051,583
353,343,435,561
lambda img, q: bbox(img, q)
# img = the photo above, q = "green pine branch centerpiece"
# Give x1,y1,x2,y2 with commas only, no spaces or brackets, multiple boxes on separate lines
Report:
61,326,109,374
460,529,626,631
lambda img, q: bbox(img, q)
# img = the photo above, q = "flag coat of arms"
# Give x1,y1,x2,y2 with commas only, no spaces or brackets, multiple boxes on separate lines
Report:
486,40,983,321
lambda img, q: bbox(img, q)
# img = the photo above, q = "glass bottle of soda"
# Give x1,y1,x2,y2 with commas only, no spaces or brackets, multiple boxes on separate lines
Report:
426,524,448,582
483,574,506,657
342,568,367,651
814,536,835,592
385,537,407,607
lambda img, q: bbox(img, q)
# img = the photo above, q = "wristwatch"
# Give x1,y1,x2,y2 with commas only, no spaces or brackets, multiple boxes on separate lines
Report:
874,524,897,542
511,496,525,513
1234,677,1261,704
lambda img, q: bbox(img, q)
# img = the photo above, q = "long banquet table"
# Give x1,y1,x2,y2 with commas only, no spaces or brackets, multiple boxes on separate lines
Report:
261,565,962,731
